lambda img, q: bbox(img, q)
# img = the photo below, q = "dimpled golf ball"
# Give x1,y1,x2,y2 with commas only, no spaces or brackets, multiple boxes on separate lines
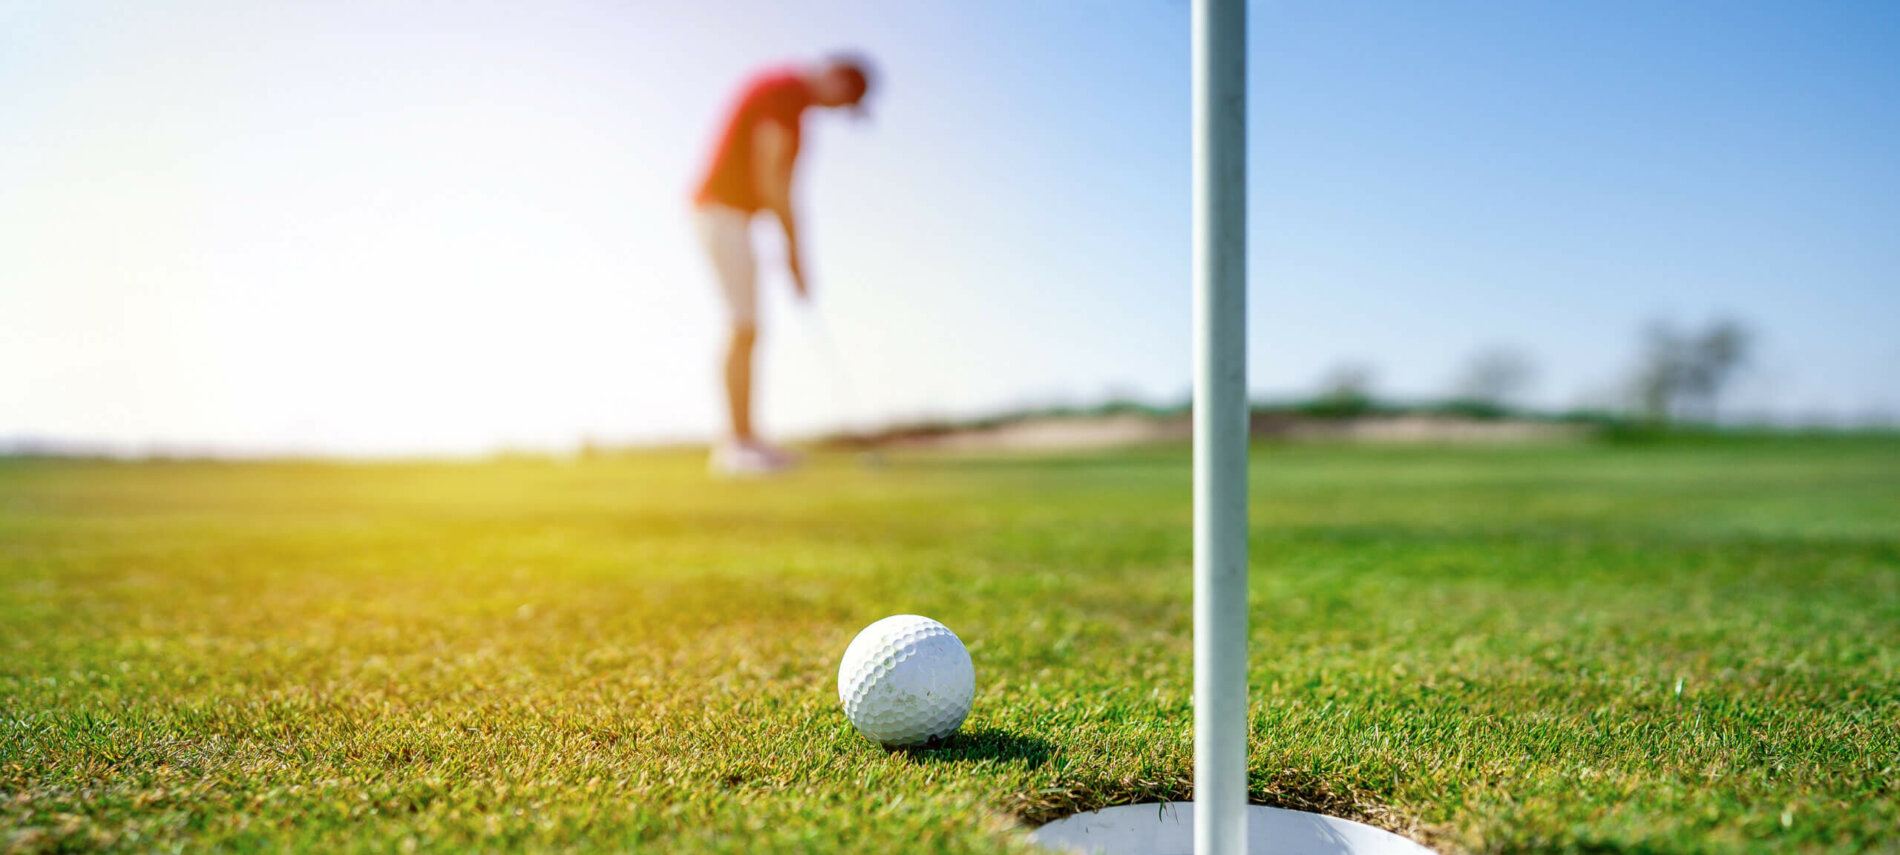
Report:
837,615,975,747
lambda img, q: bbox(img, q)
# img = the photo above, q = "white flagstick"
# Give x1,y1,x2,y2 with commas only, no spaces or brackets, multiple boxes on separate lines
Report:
1192,0,1248,852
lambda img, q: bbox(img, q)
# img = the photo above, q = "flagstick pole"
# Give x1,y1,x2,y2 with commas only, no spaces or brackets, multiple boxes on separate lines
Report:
1191,0,1249,851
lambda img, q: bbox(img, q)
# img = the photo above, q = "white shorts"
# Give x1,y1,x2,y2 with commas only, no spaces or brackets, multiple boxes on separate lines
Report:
693,204,757,326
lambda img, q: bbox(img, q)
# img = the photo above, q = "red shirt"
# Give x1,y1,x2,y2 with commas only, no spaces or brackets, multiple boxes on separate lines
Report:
695,70,812,213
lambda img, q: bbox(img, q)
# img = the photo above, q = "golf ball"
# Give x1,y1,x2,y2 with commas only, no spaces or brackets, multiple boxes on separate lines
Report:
837,615,975,747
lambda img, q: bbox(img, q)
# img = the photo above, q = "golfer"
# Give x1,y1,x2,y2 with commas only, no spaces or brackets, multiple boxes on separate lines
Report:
693,56,873,476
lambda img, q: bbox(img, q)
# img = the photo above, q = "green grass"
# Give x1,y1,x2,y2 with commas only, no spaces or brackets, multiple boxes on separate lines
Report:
2,436,1897,853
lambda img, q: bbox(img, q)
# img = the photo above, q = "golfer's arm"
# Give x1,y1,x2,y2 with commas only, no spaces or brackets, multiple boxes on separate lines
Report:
753,121,798,247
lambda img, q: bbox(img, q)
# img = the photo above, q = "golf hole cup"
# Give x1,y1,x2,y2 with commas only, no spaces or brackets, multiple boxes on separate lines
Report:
837,615,974,747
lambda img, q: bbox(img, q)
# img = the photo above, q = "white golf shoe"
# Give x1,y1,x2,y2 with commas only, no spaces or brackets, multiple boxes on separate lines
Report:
709,440,799,478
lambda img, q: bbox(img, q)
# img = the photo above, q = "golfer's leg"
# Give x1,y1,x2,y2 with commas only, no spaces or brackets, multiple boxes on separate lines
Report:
725,322,757,442
695,205,760,443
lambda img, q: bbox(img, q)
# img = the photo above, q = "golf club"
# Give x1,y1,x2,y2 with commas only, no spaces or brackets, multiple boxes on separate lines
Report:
798,302,887,465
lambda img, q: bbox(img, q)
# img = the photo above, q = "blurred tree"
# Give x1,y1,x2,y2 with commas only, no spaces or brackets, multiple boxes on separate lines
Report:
1450,347,1538,414
1306,363,1376,417
1633,319,1753,423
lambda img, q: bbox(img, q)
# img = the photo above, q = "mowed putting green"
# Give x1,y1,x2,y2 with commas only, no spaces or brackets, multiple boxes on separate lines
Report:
3,436,1896,853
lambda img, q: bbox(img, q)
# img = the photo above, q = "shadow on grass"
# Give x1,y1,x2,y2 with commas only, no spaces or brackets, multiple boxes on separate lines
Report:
893,727,1054,766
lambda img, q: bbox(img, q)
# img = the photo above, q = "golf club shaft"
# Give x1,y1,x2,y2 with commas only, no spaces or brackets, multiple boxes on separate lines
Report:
801,305,862,434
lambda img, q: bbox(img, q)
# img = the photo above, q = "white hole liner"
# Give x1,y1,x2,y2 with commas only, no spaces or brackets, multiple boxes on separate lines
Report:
1031,803,1436,855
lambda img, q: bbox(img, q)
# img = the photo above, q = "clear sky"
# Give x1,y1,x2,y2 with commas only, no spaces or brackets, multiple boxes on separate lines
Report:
4,0,1896,455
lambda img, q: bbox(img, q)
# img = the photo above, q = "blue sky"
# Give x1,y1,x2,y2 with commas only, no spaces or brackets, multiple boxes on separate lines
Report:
3,0,1895,454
